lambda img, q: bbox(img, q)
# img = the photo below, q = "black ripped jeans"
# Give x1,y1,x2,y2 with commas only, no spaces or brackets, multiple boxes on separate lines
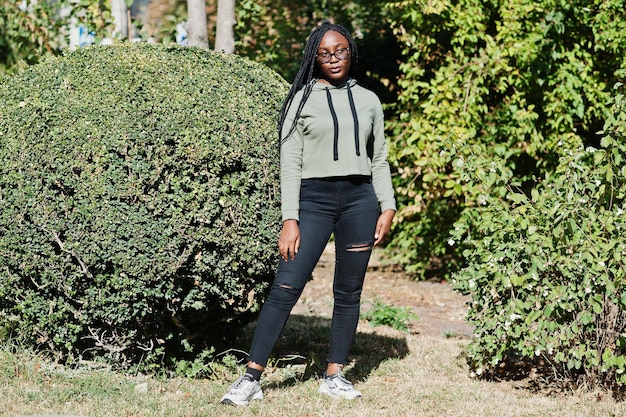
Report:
248,177,380,367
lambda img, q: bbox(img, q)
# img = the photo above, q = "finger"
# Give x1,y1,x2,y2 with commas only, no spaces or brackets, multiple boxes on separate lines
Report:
374,222,389,246
279,238,290,261
374,221,382,243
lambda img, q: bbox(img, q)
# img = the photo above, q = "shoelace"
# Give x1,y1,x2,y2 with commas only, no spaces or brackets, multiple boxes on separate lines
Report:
232,375,255,390
335,375,353,387
327,372,352,386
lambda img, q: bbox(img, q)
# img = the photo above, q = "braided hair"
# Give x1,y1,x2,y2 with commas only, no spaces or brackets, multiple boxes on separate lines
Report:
278,21,359,145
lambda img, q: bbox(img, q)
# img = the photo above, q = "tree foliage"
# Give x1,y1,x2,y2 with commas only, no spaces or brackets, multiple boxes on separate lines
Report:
384,0,626,278
0,0,113,74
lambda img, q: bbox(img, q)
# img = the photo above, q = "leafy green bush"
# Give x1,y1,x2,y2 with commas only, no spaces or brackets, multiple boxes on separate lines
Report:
450,83,626,392
0,43,288,370
384,0,626,279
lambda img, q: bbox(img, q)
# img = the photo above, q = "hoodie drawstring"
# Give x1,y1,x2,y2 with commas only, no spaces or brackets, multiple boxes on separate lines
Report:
325,84,361,161
325,88,340,161
347,83,361,156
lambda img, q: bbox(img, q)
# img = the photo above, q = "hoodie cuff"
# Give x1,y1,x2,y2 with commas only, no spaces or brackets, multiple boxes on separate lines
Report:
282,210,300,222
380,201,397,214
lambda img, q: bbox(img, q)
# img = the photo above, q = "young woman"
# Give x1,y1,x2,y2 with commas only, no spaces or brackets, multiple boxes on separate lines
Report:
221,21,396,406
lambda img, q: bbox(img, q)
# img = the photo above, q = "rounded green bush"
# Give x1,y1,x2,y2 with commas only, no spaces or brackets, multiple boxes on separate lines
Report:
0,43,288,369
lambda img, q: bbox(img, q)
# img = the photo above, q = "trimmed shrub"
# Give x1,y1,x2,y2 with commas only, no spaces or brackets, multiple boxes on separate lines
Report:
0,43,288,370
450,83,626,393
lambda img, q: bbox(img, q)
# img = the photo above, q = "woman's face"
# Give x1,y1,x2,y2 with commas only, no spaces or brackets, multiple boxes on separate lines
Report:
316,30,351,86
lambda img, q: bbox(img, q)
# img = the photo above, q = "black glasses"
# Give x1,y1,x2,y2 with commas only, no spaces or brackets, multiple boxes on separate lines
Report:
316,48,350,64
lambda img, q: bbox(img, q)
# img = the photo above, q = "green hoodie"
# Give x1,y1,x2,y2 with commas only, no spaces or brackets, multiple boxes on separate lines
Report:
280,78,397,221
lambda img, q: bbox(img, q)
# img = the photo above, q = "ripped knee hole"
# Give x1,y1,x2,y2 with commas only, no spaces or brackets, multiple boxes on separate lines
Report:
346,242,373,252
275,283,301,294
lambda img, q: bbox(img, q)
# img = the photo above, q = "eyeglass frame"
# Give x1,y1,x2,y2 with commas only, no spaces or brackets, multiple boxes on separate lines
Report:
316,47,350,64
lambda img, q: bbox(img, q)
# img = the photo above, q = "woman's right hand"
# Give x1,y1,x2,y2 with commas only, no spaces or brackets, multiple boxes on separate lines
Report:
278,219,300,261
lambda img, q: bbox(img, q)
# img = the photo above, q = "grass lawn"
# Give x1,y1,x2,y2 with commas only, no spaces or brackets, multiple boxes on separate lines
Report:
2,324,625,417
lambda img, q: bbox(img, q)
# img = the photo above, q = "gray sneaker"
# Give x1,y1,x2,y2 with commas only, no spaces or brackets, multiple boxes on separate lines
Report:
221,374,264,406
318,370,362,400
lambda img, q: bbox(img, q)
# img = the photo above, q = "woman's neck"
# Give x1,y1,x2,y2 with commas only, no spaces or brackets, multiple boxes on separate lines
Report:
317,77,349,87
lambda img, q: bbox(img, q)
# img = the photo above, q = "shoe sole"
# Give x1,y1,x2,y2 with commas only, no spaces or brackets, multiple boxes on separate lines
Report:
220,391,264,406
221,398,243,406
318,385,362,400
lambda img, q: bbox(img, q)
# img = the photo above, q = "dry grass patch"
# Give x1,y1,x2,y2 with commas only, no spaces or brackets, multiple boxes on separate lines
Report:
2,331,626,417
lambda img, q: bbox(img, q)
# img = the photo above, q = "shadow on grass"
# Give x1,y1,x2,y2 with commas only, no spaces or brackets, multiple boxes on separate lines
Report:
229,314,409,389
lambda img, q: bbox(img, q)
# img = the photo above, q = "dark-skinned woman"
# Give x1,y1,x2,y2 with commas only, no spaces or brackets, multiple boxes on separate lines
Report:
221,21,396,406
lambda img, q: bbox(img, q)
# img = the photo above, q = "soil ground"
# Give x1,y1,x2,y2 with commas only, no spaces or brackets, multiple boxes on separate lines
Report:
291,242,472,339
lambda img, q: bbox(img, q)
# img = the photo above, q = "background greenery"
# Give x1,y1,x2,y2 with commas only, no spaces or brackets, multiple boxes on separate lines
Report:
381,0,626,391
0,0,113,74
384,0,626,278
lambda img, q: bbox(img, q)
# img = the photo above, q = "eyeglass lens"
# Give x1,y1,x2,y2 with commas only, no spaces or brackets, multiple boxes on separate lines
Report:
317,48,349,63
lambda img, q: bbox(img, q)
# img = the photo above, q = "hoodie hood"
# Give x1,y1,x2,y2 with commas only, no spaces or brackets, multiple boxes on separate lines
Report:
311,77,358,91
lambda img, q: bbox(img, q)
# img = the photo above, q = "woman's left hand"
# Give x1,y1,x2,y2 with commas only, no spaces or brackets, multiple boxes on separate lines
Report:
373,209,395,246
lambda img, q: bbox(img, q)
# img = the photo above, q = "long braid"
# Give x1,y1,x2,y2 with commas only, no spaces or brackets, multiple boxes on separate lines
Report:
278,21,359,145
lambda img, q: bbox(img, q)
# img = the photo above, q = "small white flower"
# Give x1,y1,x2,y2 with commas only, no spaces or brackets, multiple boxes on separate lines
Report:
585,287,592,294
509,313,521,322
448,238,455,246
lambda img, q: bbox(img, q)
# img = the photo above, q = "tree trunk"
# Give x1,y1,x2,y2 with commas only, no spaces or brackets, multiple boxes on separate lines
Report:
186,0,209,48
215,0,235,53
111,1,129,40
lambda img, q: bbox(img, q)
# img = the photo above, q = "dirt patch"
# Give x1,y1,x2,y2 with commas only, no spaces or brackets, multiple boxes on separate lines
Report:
291,242,473,339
